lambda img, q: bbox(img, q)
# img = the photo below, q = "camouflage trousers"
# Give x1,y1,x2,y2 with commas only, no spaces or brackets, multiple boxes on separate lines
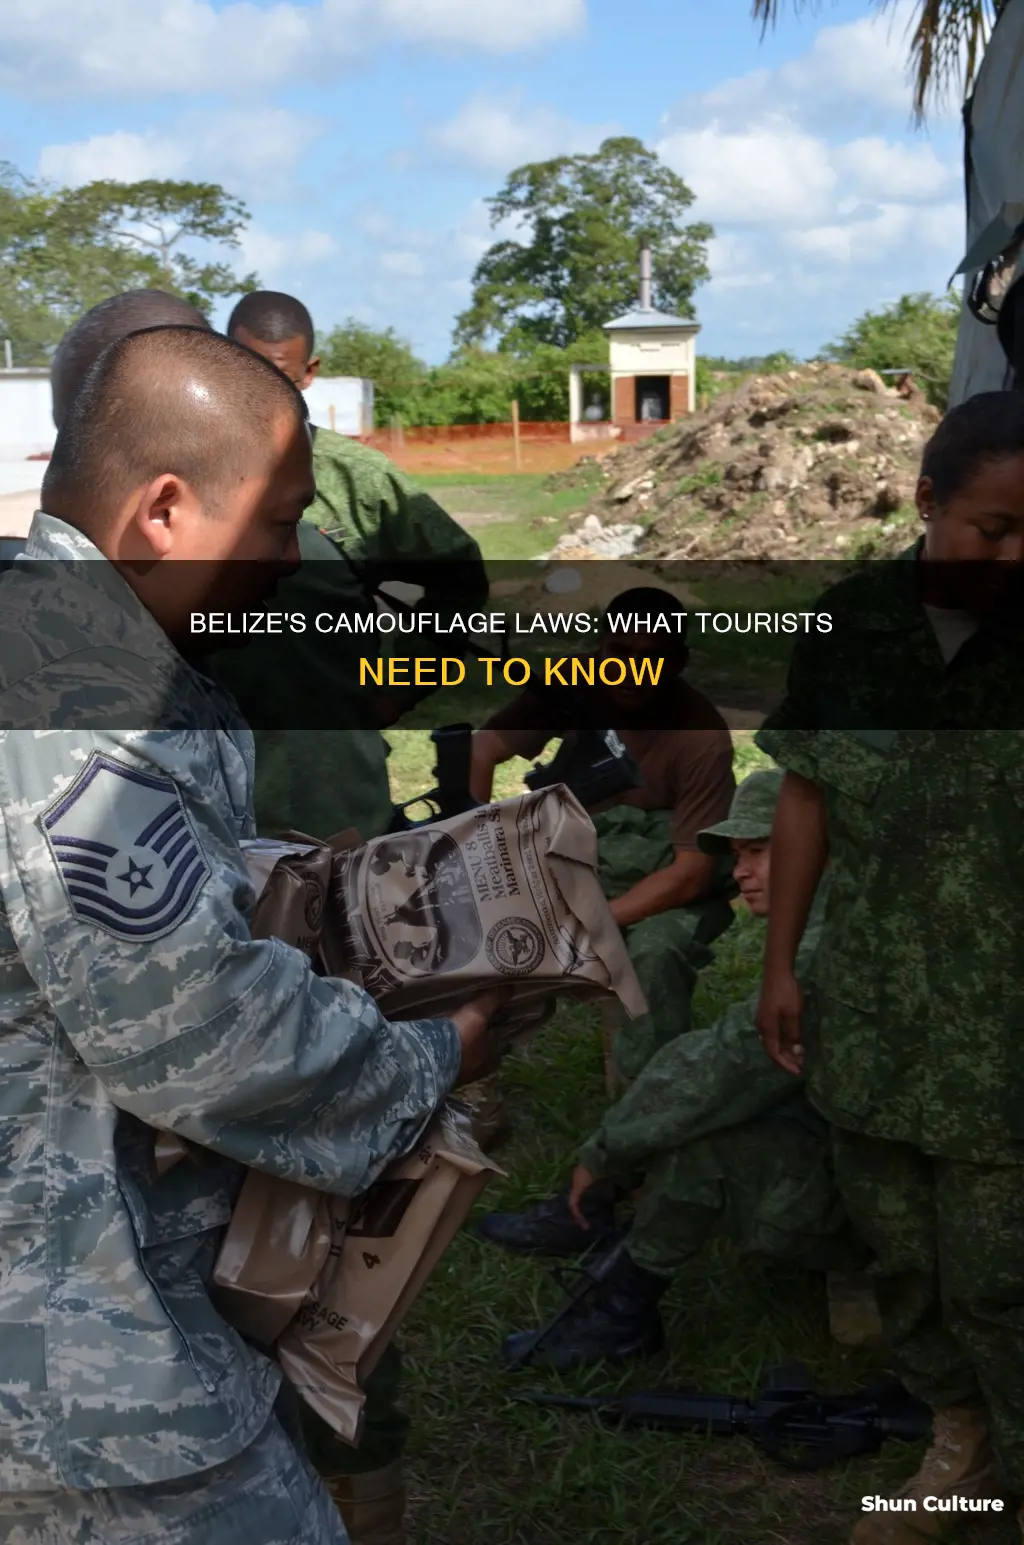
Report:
611,896,735,1082
0,1397,346,1545
624,1107,865,1278
832,1128,1024,1490
592,805,735,1082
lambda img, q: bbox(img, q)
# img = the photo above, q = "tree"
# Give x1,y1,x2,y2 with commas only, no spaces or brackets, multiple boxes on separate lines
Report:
0,164,259,363
822,290,960,406
453,136,713,351
54,179,258,313
318,320,428,424
751,1,1005,120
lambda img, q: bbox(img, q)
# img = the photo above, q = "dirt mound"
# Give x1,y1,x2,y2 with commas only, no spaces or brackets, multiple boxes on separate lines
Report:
564,363,941,560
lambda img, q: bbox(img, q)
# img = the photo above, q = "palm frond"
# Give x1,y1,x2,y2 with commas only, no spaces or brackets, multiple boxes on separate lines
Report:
750,0,1001,121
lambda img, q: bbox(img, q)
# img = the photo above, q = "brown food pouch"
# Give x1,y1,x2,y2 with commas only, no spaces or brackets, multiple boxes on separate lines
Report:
276,1104,502,1444
325,788,646,1032
212,1172,339,1348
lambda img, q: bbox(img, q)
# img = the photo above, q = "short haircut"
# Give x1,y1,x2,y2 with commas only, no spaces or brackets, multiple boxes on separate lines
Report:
601,586,689,649
51,290,210,429
227,290,315,356
42,326,308,527
921,392,1024,504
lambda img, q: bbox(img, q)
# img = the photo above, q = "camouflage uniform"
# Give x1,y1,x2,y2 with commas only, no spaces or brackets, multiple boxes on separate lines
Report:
756,549,1024,1491
592,805,736,1080
579,774,861,1278
215,452,485,1499
0,515,462,1539
306,428,483,574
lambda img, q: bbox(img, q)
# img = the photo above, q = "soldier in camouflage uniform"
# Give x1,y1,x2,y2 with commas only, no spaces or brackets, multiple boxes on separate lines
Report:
221,291,490,1543
48,291,490,1545
755,392,1024,1543
0,325,503,1544
480,771,865,1369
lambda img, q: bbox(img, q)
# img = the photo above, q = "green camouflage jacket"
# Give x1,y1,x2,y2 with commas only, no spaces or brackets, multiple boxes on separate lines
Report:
756,551,1024,1161
214,523,395,841
309,427,484,576
216,435,487,839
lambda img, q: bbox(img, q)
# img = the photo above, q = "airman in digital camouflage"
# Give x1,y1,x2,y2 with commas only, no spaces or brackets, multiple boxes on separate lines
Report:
756,392,1024,1544
0,324,503,1545
479,770,866,1368
222,290,490,1542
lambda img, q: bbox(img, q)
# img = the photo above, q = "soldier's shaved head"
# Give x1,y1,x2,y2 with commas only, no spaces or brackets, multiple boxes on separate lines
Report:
51,289,211,430
43,325,308,527
41,325,315,645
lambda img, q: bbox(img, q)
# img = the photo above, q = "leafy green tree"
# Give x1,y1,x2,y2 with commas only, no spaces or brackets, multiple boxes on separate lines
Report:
751,1,1004,120
55,179,258,313
454,136,712,351
0,164,258,363
823,291,960,407
318,320,428,424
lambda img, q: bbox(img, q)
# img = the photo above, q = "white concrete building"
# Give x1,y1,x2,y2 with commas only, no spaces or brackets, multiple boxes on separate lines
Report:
0,369,375,500
568,247,700,442
303,376,375,437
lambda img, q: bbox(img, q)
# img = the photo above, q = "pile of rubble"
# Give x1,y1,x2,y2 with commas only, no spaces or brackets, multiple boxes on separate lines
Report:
542,512,645,561
554,364,941,561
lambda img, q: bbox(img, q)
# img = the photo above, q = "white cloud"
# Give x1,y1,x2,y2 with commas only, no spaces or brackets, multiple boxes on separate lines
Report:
374,0,585,53
831,137,956,204
655,3,965,358
0,0,586,100
429,91,615,173
39,129,188,185
380,251,426,278
37,108,323,199
659,118,837,226
237,225,338,279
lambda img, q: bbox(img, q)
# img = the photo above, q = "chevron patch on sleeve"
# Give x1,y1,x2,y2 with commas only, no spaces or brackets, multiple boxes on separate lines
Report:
42,752,211,942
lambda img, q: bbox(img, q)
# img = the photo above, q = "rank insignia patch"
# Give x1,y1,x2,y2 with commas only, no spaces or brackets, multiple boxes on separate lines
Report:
43,753,210,942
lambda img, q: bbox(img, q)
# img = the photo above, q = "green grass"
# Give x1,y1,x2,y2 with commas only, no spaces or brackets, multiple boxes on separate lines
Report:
384,731,1005,1545
676,467,723,495
415,470,607,562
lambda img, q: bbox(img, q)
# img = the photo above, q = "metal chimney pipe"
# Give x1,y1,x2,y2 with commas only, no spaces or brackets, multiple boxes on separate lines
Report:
639,244,652,310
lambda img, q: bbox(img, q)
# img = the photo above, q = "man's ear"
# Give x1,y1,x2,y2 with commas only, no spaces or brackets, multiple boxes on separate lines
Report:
302,356,321,389
130,474,192,558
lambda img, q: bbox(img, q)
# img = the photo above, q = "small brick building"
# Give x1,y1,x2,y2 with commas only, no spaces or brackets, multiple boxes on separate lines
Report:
604,245,700,426
567,247,701,440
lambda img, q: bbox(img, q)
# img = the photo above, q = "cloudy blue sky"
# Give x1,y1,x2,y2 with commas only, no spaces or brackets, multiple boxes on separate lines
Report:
0,0,965,363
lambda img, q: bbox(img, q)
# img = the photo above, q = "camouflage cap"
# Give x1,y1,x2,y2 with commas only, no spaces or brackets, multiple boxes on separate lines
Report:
697,767,784,854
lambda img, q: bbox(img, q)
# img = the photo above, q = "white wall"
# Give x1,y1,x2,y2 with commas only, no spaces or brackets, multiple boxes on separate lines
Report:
0,372,57,461
304,376,374,436
608,331,697,376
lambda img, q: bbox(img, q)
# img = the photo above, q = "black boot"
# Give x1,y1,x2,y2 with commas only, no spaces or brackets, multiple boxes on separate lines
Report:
502,1247,669,1371
475,1186,619,1258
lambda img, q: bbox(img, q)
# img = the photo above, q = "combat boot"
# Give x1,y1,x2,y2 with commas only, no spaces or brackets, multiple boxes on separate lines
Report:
475,1185,619,1258
850,1406,995,1544
501,1246,668,1371
328,1459,406,1545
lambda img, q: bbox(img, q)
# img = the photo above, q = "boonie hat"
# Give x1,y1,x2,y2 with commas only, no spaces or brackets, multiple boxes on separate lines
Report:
697,767,784,854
